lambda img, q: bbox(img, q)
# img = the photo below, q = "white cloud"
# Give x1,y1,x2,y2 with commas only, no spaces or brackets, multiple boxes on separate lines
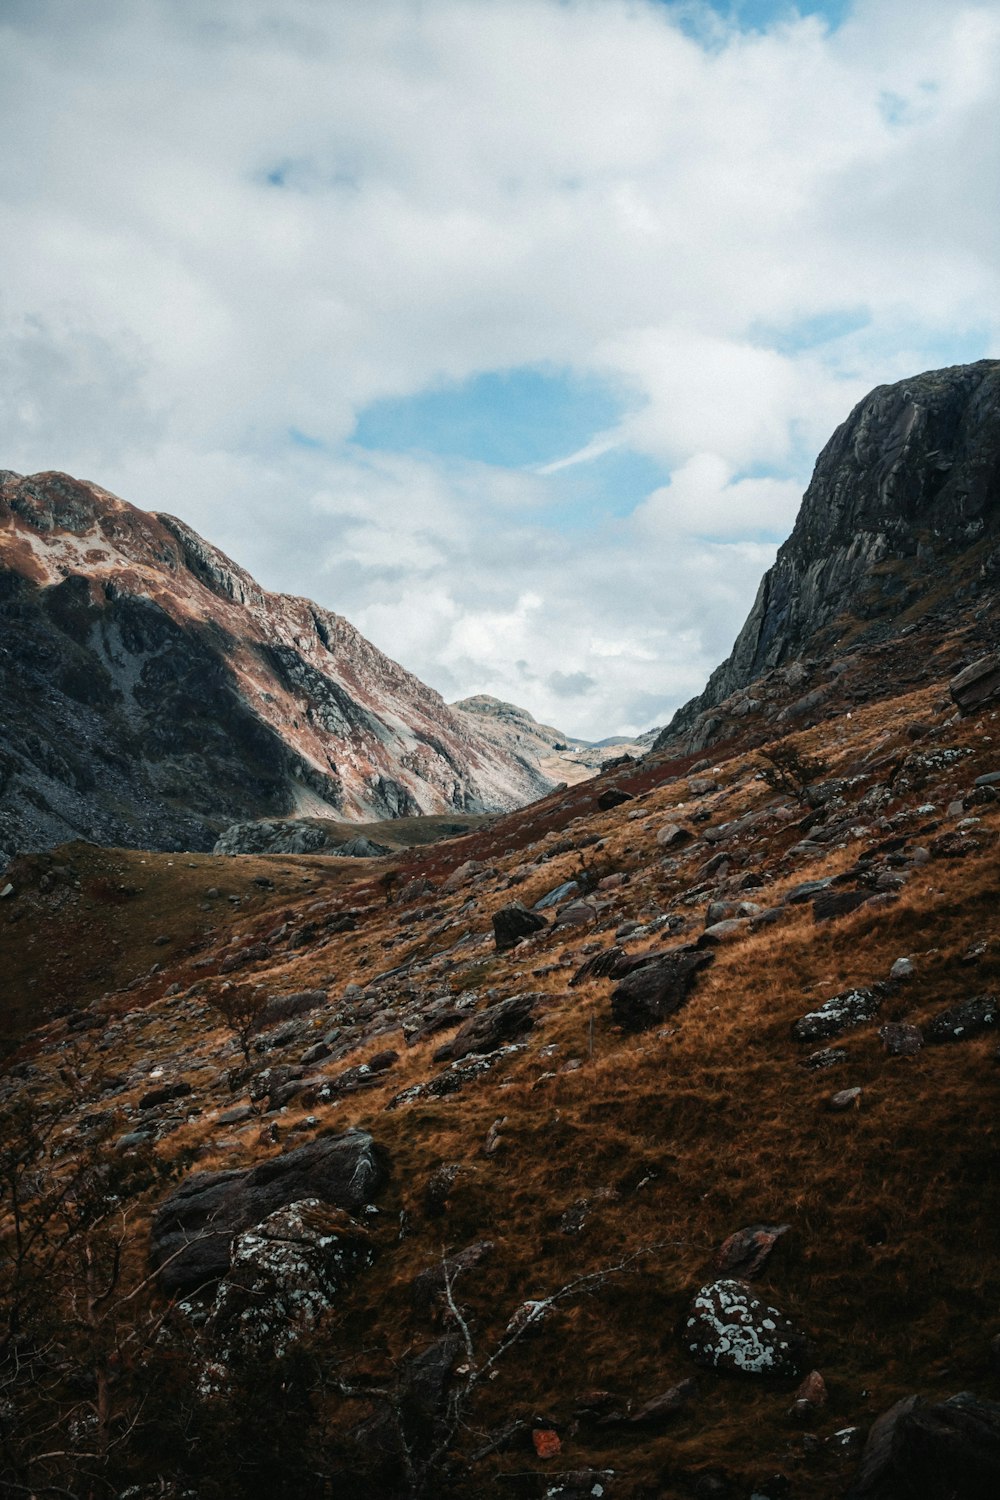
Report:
1,0,999,739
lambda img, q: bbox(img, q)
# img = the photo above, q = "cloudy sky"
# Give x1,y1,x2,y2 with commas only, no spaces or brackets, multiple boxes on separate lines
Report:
2,0,999,739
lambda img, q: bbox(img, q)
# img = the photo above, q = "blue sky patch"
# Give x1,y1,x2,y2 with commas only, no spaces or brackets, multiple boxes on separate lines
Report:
662,1,852,34
352,365,632,470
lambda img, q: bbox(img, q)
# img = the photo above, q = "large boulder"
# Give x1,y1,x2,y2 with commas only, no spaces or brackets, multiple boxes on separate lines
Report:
950,654,1000,715
492,902,548,951
203,1199,374,1367
847,1391,1000,1500
151,1129,388,1293
684,1279,808,1378
610,949,714,1032
433,994,540,1063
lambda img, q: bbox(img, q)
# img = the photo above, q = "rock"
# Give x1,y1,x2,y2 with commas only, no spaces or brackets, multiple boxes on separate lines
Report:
493,902,548,951
783,878,833,904
829,1086,862,1111
812,889,874,923
598,788,633,810
542,1471,616,1500
257,988,328,1028
410,1240,494,1311
628,1378,698,1426
569,947,631,986
889,957,915,981
846,1395,920,1498
950,654,1000,715
925,993,999,1043
554,899,600,928
138,1080,193,1111
715,1223,790,1279
880,1022,923,1056
890,1391,1000,1500
0,883,13,899
441,859,486,894
803,1046,849,1070
532,1427,561,1458
202,1199,373,1365
323,1049,399,1095
657,822,694,848
610,949,715,1032
533,880,580,911
337,835,392,858
684,1279,808,1377
433,993,539,1062
151,1129,389,1293
699,918,748,946
789,1369,827,1419
791,987,885,1044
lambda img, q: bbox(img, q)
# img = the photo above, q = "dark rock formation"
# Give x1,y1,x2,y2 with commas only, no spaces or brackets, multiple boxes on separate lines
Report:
610,949,714,1031
432,993,540,1062
791,986,885,1044
924,993,998,1043
492,902,548,951
658,360,1000,748
150,1129,388,1293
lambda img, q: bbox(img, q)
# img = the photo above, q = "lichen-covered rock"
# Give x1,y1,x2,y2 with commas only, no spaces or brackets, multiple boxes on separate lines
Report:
151,1129,388,1293
925,993,999,1043
791,987,885,1044
684,1279,808,1377
201,1199,373,1366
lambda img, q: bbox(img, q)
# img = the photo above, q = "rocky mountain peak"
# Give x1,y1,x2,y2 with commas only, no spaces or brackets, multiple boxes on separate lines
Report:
660,359,1000,747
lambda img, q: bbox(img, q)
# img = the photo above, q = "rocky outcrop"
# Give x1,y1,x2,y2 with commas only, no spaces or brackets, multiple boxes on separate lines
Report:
453,693,657,785
659,360,1000,747
150,1129,388,1294
0,471,554,861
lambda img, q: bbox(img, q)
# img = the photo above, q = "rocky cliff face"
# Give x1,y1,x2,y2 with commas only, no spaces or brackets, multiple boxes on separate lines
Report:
453,694,658,786
0,471,552,861
659,360,1000,749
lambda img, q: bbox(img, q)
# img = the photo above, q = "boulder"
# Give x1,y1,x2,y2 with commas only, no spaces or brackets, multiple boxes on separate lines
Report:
792,986,885,1044
433,993,539,1063
533,880,580,911
880,1022,923,1056
628,1378,698,1426
846,1396,920,1498
610,949,714,1032
949,654,1000,715
203,1199,373,1365
151,1129,389,1293
493,902,548,951
891,1392,1000,1499
684,1279,808,1377
657,822,694,848
925,994,999,1043
812,889,874,923
597,788,633,810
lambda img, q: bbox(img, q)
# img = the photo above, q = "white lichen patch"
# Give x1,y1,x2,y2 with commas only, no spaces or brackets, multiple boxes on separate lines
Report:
685,1278,806,1377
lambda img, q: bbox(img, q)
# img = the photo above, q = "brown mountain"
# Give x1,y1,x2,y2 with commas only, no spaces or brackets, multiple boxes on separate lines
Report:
0,470,553,862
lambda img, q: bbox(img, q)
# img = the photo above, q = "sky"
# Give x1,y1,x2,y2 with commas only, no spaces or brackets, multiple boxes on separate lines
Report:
1,0,999,740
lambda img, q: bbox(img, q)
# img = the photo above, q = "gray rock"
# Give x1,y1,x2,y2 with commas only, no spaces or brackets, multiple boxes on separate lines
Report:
950,654,1000,715
891,1392,1000,1500
684,1279,808,1377
889,957,915,981
533,880,580,911
880,1022,923,1056
151,1129,389,1294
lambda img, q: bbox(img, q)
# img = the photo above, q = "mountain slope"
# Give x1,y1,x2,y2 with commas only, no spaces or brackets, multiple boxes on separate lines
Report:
453,693,658,785
0,471,553,862
658,359,1000,752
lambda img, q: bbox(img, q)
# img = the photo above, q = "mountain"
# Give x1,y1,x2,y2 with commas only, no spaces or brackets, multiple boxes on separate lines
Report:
4,367,1000,1500
658,358,1000,753
0,470,553,863
453,693,659,785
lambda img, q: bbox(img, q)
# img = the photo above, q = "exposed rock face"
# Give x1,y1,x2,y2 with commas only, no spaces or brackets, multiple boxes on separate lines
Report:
0,471,553,861
453,693,657,785
659,360,1000,746
150,1129,388,1293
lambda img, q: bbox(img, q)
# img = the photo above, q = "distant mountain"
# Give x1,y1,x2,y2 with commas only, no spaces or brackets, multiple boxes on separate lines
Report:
657,359,1000,754
0,471,553,861
452,693,658,785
